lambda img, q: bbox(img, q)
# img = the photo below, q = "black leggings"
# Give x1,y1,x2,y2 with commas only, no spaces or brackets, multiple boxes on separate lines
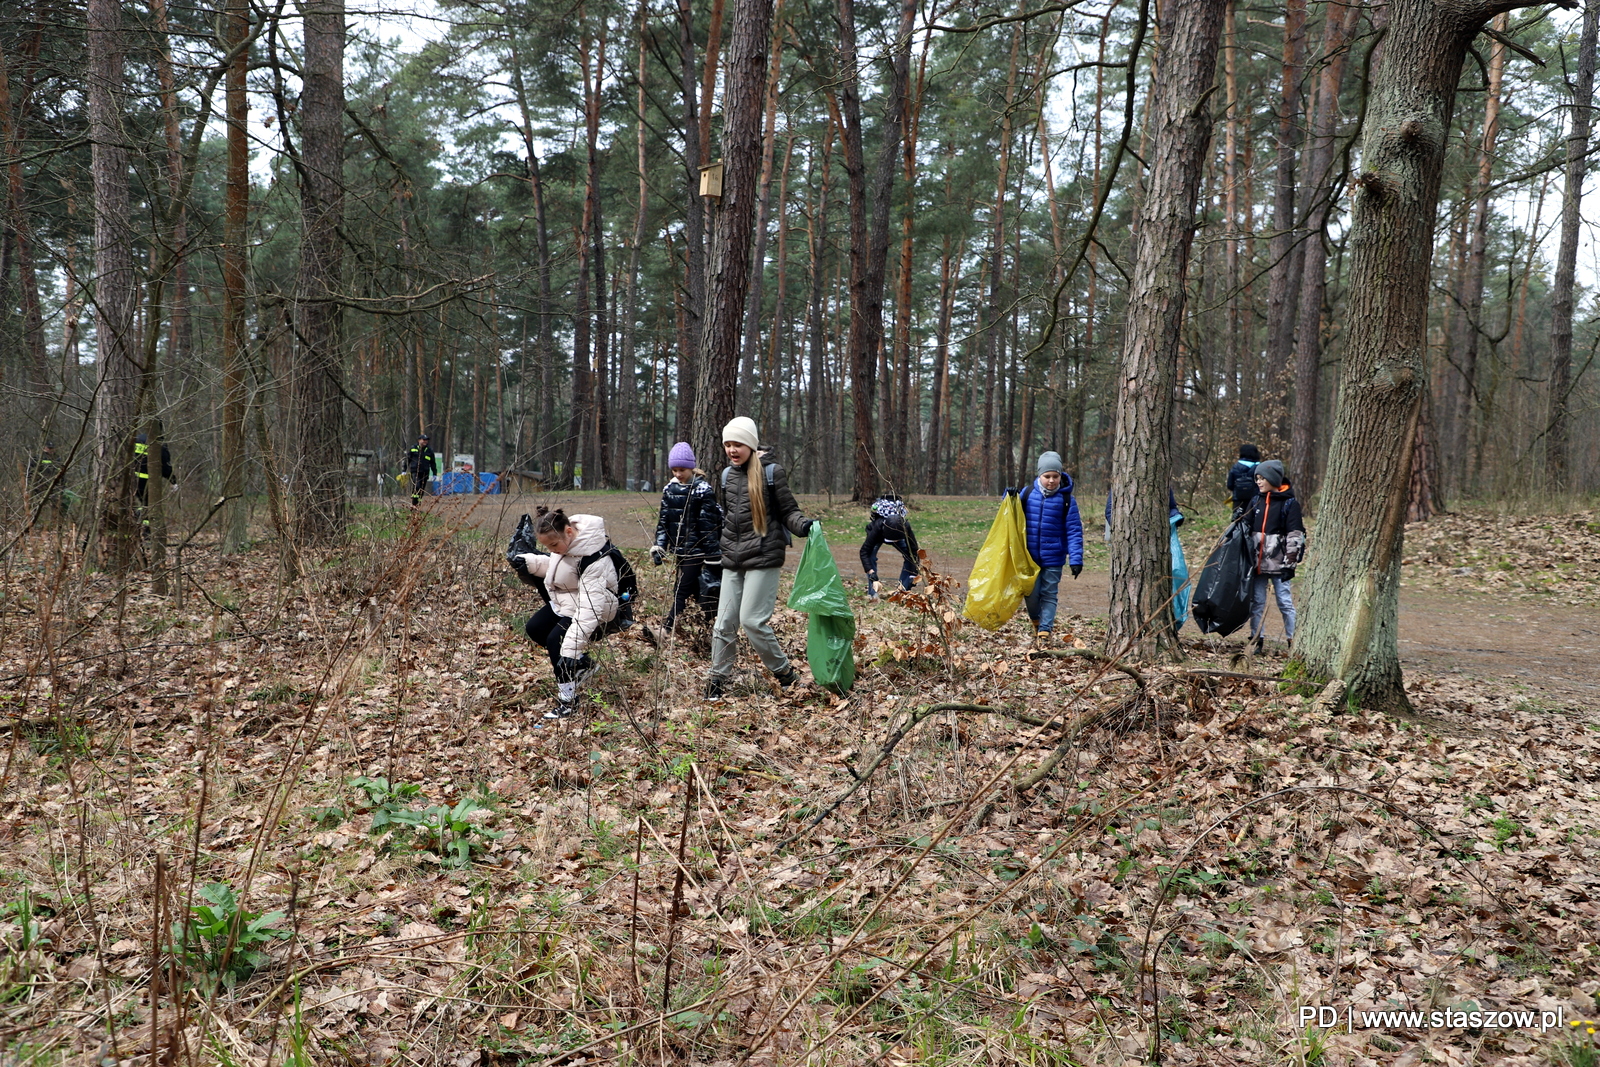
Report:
524,604,590,680
667,561,720,626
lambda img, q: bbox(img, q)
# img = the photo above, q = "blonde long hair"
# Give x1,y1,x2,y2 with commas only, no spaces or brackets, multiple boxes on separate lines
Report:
744,453,768,534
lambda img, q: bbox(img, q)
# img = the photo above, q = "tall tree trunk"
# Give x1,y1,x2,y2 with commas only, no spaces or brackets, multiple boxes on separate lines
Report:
736,0,785,414
1448,14,1507,494
691,0,776,461
674,0,715,437
88,0,141,570
1289,0,1362,495
889,0,924,490
1,30,51,438
621,0,650,487
506,32,556,473
1295,0,1545,714
1549,0,1598,490
801,122,833,488
1264,0,1308,399
221,0,249,551
292,0,347,542
980,26,1022,498
1107,0,1225,661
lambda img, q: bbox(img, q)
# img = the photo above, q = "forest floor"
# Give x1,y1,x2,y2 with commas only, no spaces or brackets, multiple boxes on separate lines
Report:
0,495,1596,1067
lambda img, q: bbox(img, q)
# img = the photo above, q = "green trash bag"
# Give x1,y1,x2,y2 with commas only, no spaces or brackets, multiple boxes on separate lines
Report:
787,523,857,693
962,493,1040,631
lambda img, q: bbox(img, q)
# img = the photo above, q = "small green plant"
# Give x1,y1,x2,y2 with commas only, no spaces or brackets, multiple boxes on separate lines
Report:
352,776,424,831
171,882,291,991
1491,815,1523,850
1,889,44,952
352,778,501,867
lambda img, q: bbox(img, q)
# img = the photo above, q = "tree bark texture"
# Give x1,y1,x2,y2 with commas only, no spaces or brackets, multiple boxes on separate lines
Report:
1107,0,1225,661
674,0,707,439
1295,0,1546,713
1447,15,1507,493
292,0,347,542
690,0,774,463
221,0,249,551
88,0,141,569
0,31,51,437
1264,0,1307,392
836,0,881,501
1549,0,1598,489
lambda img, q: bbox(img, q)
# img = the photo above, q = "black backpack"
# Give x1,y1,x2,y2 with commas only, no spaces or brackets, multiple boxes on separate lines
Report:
507,515,637,635
577,541,638,636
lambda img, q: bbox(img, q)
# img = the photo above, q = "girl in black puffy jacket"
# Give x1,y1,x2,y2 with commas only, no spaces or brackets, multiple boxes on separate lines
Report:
652,441,723,630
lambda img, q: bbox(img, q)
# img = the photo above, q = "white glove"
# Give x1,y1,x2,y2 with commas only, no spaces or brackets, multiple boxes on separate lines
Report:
650,546,666,566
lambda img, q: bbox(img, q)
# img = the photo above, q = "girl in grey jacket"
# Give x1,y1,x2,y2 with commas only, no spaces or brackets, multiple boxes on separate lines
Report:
706,417,813,700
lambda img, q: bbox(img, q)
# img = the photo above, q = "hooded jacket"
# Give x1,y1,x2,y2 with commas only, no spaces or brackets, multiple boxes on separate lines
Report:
514,514,619,658
716,460,810,570
1242,483,1306,577
1021,475,1084,569
1226,459,1260,510
654,475,722,561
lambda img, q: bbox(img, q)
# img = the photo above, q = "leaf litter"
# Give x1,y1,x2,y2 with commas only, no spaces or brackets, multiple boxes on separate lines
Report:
0,507,1596,1066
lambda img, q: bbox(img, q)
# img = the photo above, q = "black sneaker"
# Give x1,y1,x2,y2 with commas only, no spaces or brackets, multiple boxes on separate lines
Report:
1251,636,1265,655
774,665,799,690
544,695,579,720
705,676,729,701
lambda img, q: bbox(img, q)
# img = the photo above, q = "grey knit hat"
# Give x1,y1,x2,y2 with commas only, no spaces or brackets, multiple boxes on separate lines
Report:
1255,459,1287,488
1036,451,1065,476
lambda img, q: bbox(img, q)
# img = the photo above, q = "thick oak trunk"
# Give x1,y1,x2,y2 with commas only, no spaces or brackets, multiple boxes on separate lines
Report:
1295,0,1548,713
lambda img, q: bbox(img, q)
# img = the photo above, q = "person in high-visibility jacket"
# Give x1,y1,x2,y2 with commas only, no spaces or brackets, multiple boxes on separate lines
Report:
134,434,174,508
404,434,437,506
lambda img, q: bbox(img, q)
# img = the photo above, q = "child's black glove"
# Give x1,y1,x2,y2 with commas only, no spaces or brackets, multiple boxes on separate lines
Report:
1070,564,1083,578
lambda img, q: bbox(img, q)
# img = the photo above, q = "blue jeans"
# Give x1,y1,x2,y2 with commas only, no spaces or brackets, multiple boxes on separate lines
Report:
1249,575,1296,640
1024,566,1063,632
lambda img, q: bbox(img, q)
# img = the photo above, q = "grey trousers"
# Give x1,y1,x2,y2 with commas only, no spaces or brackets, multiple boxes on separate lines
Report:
710,566,791,678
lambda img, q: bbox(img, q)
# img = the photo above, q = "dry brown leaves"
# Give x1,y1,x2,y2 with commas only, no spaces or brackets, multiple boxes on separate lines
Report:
1402,507,1600,606
0,508,1596,1067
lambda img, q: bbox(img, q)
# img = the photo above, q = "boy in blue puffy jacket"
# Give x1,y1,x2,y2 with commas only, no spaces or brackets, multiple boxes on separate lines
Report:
1011,451,1084,637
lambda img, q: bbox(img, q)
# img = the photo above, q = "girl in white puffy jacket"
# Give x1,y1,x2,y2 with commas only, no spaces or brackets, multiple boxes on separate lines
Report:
509,507,620,718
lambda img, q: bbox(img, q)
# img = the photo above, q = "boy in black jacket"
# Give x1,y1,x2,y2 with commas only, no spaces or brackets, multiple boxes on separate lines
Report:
1242,459,1306,653
860,494,920,602
1226,443,1262,516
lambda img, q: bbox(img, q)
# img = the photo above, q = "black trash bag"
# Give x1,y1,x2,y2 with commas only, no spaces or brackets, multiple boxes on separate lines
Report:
1190,518,1254,637
507,514,550,602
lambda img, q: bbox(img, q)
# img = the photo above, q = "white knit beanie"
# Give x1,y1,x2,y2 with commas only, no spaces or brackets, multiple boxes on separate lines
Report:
721,416,761,451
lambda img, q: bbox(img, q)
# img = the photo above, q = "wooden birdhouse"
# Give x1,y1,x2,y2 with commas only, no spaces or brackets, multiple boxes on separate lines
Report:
699,162,724,199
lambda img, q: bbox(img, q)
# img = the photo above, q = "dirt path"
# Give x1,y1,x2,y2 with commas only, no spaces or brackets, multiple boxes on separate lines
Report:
436,492,1600,706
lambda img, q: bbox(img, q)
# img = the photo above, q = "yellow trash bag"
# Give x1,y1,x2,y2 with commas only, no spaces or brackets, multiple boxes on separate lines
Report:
961,493,1040,630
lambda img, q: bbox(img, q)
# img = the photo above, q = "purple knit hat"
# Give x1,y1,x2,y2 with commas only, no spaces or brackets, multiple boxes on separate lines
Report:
667,441,697,469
